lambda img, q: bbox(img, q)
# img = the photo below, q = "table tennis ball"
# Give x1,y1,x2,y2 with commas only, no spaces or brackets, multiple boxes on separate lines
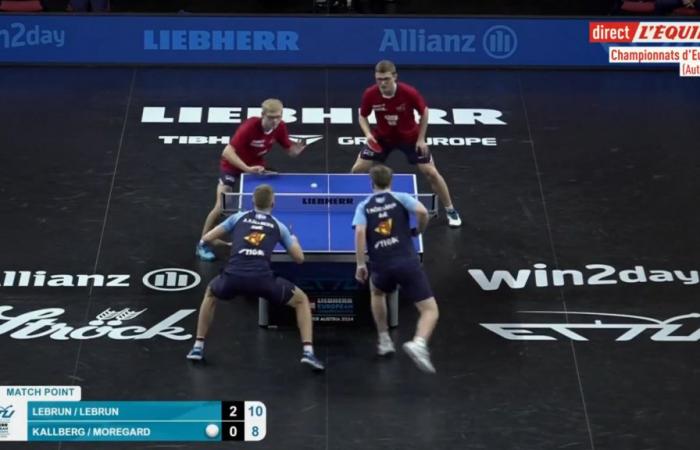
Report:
311,182,318,188
205,424,219,438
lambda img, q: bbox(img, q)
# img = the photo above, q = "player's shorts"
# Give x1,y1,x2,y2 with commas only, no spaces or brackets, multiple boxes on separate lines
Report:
369,260,434,303
209,273,296,306
359,138,431,165
219,170,238,188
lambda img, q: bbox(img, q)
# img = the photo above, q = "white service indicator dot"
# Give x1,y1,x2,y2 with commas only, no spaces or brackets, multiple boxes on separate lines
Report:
205,423,220,438
310,182,318,188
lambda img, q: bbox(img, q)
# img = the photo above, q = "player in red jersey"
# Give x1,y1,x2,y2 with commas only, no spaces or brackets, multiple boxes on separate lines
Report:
196,98,306,261
351,60,462,228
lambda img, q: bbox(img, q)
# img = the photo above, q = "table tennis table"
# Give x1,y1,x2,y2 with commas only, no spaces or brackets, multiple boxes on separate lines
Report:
223,173,430,327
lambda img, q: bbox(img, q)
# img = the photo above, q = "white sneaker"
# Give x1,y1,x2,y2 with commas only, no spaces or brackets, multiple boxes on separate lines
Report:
377,338,395,356
402,341,436,373
446,209,462,228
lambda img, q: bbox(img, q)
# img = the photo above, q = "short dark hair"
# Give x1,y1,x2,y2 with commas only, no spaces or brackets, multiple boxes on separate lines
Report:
369,165,393,189
253,184,274,209
375,60,396,74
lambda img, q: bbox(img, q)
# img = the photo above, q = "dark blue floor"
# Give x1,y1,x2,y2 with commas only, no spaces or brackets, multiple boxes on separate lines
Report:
0,66,698,449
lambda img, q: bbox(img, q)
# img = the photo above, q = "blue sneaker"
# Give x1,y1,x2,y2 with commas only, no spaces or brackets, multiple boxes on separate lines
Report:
186,346,204,361
300,352,325,371
195,242,216,261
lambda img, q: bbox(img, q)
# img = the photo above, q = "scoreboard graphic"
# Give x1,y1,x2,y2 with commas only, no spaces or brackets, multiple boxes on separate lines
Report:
0,386,266,442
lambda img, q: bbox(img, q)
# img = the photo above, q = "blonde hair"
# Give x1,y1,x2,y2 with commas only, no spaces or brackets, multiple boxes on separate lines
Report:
375,60,397,74
261,98,283,115
253,184,274,209
369,165,393,189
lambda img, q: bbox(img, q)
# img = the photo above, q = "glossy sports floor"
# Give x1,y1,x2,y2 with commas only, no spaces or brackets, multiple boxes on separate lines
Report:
1,66,699,450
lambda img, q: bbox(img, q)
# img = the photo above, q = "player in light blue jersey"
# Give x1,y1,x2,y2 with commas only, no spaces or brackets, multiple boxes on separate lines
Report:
352,165,439,373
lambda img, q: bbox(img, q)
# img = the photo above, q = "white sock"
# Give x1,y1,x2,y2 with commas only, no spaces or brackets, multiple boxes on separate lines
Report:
413,336,427,347
379,331,391,343
193,339,205,350
303,344,314,354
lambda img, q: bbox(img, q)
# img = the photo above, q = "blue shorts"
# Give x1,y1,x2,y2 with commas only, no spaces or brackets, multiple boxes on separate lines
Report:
219,170,237,188
359,139,431,165
209,273,296,306
370,261,434,303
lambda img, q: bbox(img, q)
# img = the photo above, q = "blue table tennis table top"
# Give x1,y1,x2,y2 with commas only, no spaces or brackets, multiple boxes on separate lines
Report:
239,173,423,255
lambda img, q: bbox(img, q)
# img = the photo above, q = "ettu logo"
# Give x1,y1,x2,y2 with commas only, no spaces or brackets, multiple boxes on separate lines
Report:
374,219,393,237
244,232,266,246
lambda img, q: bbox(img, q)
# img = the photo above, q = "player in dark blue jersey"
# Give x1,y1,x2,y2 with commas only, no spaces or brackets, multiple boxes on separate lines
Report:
352,165,439,373
186,184,324,371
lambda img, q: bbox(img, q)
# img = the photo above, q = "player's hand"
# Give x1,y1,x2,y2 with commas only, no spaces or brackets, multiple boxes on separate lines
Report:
416,139,429,156
289,142,306,157
410,227,420,237
213,238,233,247
247,165,265,174
355,265,368,283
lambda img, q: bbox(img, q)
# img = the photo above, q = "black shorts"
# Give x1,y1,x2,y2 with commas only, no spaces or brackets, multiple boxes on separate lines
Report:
370,261,434,303
209,273,296,306
219,170,237,188
359,139,431,165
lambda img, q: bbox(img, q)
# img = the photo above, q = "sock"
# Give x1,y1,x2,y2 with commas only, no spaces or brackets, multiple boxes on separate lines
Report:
194,338,205,350
413,336,427,347
378,331,391,343
445,206,455,213
303,342,314,354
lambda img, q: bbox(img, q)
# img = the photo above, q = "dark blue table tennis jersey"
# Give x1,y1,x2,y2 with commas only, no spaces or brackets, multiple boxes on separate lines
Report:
221,209,294,276
352,191,421,264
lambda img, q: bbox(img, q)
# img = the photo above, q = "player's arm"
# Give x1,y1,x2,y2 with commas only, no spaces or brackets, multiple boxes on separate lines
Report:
277,221,304,264
201,223,229,245
352,203,369,282
201,213,243,248
412,87,429,155
354,224,368,282
222,145,264,173
286,235,304,264
394,193,429,235
417,106,429,145
414,201,430,235
277,122,306,157
359,93,378,145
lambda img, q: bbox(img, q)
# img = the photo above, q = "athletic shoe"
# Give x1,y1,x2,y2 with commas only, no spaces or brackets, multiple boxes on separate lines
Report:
377,338,396,356
195,242,216,261
446,209,462,228
300,352,325,371
186,346,204,361
402,341,436,373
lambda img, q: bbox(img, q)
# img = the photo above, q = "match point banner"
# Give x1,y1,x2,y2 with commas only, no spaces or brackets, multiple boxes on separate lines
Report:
0,15,698,68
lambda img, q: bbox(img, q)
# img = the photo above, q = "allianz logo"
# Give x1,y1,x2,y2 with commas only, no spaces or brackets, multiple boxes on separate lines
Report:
468,263,699,291
0,306,194,341
0,268,200,292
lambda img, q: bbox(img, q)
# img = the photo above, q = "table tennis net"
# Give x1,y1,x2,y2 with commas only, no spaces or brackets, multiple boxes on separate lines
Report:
222,192,438,216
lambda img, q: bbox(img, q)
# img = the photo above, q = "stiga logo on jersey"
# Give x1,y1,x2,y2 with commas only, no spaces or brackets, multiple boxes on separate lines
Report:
482,311,700,342
374,219,393,236
0,306,195,340
244,232,266,246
